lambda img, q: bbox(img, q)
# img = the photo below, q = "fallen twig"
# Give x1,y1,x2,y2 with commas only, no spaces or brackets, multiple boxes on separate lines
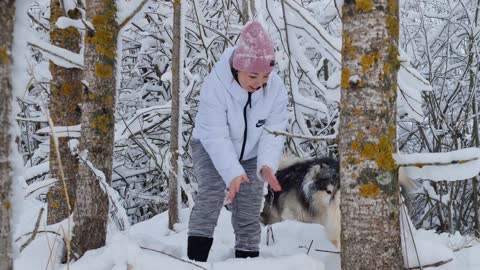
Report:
453,244,479,252
314,248,340,254
15,230,62,243
139,246,207,270
405,258,453,270
19,207,44,252
299,240,314,254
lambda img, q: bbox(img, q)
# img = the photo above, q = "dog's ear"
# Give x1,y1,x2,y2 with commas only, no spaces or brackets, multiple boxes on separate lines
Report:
321,163,330,171
305,164,322,180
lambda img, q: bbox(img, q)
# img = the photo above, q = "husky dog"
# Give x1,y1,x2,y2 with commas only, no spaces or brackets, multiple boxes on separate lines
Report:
261,157,341,248
261,157,415,249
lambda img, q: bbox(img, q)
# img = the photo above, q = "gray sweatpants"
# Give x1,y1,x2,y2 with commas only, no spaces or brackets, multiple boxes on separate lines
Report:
188,139,264,252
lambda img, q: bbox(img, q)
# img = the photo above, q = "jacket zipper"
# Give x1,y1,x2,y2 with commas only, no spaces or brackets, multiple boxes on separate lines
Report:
239,92,252,161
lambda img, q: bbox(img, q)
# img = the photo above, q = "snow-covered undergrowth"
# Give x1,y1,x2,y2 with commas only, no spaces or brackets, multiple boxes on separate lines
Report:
13,207,480,270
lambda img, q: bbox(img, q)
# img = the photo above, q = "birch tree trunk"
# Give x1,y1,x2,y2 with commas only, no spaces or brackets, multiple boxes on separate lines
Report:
339,1,402,269
72,0,118,258
168,0,182,230
47,0,82,225
242,0,250,24
0,1,15,269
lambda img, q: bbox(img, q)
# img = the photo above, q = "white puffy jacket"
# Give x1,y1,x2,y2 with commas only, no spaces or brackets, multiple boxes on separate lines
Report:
192,48,288,186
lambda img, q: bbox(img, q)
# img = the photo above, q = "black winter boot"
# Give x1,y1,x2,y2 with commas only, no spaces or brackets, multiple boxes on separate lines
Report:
187,236,213,262
235,249,259,258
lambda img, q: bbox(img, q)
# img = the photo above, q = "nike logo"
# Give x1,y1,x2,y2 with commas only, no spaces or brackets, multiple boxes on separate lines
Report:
256,119,266,128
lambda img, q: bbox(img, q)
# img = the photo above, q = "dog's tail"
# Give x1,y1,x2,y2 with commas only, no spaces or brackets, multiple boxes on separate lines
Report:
278,155,303,170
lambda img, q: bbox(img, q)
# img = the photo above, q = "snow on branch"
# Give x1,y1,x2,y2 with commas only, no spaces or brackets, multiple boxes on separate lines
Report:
56,16,87,30
115,104,172,141
281,0,432,121
78,151,130,231
395,148,480,181
28,38,83,69
117,0,151,29
24,162,49,181
282,0,341,66
265,128,336,142
36,125,81,138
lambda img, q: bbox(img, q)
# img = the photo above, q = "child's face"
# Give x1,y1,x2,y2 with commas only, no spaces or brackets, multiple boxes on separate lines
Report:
237,71,270,92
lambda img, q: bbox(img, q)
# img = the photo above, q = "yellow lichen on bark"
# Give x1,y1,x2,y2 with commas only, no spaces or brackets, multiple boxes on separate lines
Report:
92,114,111,134
386,15,399,40
342,32,357,59
384,62,392,76
388,45,400,71
61,82,75,96
356,0,374,12
359,143,378,159
92,14,107,27
341,68,351,89
102,95,114,107
388,126,396,138
359,183,381,198
351,141,361,151
95,63,113,79
375,136,397,171
361,51,381,73
3,201,11,210
0,47,8,64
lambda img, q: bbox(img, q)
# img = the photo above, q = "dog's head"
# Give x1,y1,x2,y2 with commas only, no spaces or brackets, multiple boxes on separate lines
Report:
302,158,340,207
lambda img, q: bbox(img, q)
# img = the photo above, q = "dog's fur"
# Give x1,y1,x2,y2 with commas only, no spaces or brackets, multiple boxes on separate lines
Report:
261,156,341,247
261,157,414,249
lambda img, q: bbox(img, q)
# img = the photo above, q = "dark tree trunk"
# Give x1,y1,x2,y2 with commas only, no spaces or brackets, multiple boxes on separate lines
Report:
168,0,182,230
0,1,16,269
47,0,82,225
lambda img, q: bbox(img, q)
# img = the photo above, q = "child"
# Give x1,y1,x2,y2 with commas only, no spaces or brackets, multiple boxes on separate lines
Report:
188,21,288,261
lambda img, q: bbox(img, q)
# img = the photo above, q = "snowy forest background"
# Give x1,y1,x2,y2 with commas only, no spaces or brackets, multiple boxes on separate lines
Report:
5,0,480,268
19,0,478,233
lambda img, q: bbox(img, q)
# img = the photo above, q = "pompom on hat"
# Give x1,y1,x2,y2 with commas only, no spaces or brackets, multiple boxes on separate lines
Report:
232,21,275,73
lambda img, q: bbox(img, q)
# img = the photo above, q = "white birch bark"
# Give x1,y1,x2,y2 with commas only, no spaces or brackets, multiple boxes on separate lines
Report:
339,0,403,268
72,0,118,258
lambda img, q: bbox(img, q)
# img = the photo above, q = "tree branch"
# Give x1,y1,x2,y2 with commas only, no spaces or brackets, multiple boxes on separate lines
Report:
118,0,150,29
398,157,479,168
19,207,44,252
139,246,207,270
28,39,83,69
27,12,49,32
406,258,453,270
314,248,340,254
265,128,337,142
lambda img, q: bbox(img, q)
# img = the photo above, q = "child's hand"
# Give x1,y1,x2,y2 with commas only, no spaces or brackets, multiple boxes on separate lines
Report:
261,165,282,192
227,175,250,201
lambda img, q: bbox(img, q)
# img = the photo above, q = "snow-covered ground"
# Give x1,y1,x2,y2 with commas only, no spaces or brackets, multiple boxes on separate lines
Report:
13,205,480,270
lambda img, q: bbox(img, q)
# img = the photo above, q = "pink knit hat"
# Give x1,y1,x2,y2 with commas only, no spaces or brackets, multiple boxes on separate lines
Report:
232,21,275,73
